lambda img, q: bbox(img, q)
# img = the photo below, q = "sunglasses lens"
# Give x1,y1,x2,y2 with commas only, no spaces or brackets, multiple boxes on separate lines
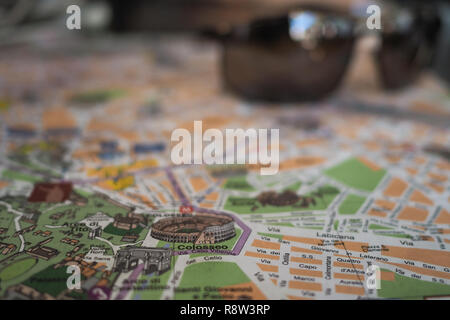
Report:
378,7,441,90
222,11,355,101
378,32,422,89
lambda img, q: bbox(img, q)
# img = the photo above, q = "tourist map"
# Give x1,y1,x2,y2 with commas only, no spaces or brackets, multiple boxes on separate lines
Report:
0,35,449,300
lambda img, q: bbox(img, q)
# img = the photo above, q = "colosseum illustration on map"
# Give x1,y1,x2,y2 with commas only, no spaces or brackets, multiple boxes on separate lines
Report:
0,3,449,301
151,214,236,244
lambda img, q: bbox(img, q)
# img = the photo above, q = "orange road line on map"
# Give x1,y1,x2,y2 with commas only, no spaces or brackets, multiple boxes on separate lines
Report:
289,280,322,291
381,270,396,281
406,167,418,176
335,285,365,296
287,295,314,300
418,235,435,242
382,246,450,268
117,191,138,202
219,282,267,300
161,180,179,200
256,263,279,272
337,127,358,139
42,107,76,130
333,261,364,270
386,155,402,164
157,192,167,204
357,156,382,171
129,194,156,209
334,254,363,260
291,246,322,255
397,206,429,222
365,141,382,151
427,183,444,194
245,251,280,260
428,172,447,182
283,235,323,246
368,209,388,217
334,241,369,252
271,279,277,286
290,268,323,278
383,178,408,197
436,161,450,171
297,138,326,148
334,273,363,281
252,239,281,250
278,156,325,171
204,192,219,201
290,256,322,265
190,176,208,192
414,156,426,165
374,199,396,211
384,262,450,280
435,209,450,224
409,190,434,206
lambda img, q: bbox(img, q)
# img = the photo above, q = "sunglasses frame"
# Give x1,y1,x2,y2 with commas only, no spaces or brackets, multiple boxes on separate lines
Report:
217,2,441,101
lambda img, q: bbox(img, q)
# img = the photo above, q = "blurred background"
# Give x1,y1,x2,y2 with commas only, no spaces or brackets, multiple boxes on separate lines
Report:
0,0,449,303
0,0,449,114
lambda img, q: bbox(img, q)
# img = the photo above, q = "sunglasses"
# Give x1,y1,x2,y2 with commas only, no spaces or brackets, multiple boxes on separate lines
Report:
218,3,441,102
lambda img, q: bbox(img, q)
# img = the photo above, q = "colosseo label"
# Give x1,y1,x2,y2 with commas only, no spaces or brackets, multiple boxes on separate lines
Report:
177,244,228,250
